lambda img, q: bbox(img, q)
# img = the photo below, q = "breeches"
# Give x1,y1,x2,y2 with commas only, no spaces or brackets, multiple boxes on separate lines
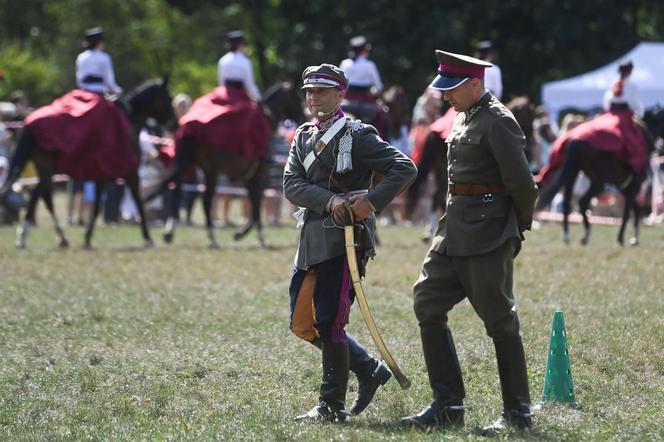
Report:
413,238,521,341
289,254,355,344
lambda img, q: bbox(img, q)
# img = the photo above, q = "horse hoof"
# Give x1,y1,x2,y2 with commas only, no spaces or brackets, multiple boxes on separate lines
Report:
629,237,639,247
233,231,244,241
144,239,155,248
208,242,220,250
163,232,174,244
580,237,589,246
617,238,625,247
15,241,26,249
59,239,70,249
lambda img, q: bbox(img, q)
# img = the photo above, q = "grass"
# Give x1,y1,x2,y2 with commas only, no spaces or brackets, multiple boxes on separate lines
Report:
1,200,663,441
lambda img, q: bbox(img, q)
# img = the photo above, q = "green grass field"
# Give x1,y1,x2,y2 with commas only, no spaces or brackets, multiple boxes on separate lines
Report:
1,209,663,441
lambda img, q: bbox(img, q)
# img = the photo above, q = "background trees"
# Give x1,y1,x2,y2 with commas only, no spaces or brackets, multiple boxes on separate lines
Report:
1,0,663,106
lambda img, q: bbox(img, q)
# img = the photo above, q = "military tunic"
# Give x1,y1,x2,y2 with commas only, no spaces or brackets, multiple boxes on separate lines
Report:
284,118,416,270
284,115,416,343
414,91,537,339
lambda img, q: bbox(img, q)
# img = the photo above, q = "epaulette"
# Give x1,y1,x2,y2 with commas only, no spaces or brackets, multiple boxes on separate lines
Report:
488,101,511,118
295,122,315,137
346,119,365,133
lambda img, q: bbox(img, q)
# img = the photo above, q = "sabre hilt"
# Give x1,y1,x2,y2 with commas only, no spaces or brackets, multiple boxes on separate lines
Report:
343,200,355,226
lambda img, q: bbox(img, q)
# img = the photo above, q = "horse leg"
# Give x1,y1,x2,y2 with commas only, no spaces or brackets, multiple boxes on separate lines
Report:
163,137,194,244
39,174,69,249
202,171,220,249
234,161,264,245
578,181,602,246
16,184,41,249
163,176,181,244
630,197,641,246
125,172,154,247
83,182,104,249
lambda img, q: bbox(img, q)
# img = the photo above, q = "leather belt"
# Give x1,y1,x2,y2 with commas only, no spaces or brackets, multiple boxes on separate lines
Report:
449,183,506,196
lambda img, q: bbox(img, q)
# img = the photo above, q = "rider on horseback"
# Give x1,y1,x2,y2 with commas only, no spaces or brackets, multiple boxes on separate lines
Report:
339,36,384,126
603,59,644,118
76,27,122,95
217,31,261,102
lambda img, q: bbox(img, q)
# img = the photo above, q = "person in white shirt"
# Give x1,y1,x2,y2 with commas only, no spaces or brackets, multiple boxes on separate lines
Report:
339,36,383,97
217,31,261,101
75,27,122,95
603,59,644,118
474,40,503,99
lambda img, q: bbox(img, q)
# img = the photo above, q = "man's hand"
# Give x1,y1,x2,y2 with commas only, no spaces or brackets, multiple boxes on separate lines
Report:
330,195,348,225
349,194,374,221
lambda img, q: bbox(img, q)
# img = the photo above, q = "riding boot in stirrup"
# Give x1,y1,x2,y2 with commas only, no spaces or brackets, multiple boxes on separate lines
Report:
296,341,350,423
482,336,533,434
401,328,465,428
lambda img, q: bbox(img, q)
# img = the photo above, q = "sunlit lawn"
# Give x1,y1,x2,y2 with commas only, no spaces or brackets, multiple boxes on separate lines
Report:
1,198,663,440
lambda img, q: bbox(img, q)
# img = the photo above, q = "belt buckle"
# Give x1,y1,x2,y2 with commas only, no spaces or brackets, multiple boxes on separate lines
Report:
483,192,493,203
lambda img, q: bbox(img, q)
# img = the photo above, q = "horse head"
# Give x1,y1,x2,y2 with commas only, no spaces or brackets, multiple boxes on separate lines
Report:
382,85,410,134
262,81,305,128
126,78,176,130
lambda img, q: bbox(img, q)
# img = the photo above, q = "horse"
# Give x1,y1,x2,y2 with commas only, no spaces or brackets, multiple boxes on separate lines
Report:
0,78,175,249
144,81,303,248
536,107,664,246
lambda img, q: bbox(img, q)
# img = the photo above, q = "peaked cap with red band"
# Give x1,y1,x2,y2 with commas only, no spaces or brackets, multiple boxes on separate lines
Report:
430,50,493,91
301,64,349,91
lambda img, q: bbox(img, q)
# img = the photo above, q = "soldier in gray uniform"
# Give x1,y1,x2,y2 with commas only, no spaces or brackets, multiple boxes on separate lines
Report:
284,64,416,422
401,50,538,432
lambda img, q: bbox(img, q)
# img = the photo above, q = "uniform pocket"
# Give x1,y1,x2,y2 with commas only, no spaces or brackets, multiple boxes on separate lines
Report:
463,201,508,222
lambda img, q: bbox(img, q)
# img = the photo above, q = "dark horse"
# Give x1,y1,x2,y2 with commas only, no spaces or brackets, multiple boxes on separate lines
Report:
144,81,303,248
0,78,175,248
536,108,664,246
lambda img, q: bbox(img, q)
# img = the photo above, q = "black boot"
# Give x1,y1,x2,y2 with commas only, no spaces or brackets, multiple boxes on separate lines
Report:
309,335,392,415
401,328,465,428
347,335,392,415
296,341,350,423
482,337,533,434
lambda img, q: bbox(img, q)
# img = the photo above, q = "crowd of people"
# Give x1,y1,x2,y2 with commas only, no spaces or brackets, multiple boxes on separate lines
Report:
0,28,660,231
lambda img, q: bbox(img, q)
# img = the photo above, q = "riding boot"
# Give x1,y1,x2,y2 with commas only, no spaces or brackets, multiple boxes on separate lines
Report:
401,328,465,428
346,335,392,415
482,337,533,434
296,341,349,423
309,334,391,415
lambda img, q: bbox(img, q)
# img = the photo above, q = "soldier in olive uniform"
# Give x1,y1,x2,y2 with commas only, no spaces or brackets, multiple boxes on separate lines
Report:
401,51,538,432
284,64,416,422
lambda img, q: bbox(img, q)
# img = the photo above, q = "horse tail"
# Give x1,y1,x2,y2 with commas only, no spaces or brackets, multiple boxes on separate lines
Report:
1,126,37,199
535,139,585,211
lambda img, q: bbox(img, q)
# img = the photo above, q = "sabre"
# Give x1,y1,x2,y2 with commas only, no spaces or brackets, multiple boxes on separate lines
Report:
343,202,411,390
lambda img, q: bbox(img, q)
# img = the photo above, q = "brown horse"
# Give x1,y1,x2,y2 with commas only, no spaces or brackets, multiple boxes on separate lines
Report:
536,108,663,245
0,78,175,249
144,81,303,248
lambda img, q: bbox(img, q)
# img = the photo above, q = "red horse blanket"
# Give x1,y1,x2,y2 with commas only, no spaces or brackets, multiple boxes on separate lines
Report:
175,86,270,160
538,110,649,184
26,89,135,180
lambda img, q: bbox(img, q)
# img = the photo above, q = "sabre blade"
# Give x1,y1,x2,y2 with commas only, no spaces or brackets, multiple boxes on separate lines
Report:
344,225,411,390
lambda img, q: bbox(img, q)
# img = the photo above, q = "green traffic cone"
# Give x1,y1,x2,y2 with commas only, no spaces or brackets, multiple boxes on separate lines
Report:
542,311,578,406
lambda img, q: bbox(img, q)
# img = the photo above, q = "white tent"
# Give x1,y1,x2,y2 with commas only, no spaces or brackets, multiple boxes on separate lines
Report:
542,42,664,122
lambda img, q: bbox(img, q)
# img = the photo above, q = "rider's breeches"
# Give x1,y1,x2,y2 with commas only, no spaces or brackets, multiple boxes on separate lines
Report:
289,254,355,344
